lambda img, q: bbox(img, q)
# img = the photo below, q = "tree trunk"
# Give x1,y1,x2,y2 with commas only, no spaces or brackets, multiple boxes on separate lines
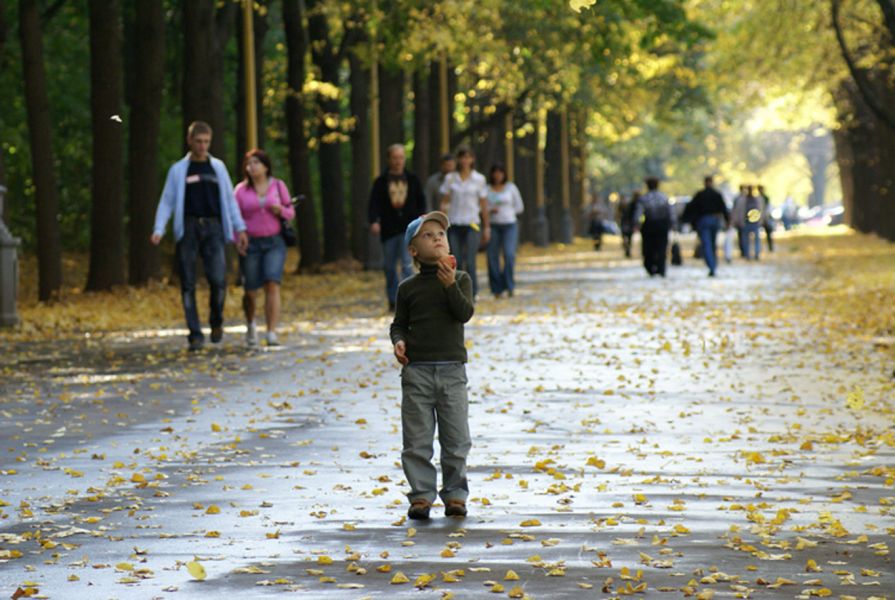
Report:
545,110,563,243
307,0,349,263
349,49,372,263
412,67,431,180
18,0,62,300
183,1,234,159
236,0,268,165
86,0,125,291
127,0,165,285
283,0,322,272
378,64,405,148
514,127,537,245
427,60,445,171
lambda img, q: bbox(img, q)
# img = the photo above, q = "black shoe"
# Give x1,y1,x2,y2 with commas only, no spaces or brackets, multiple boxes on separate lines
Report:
211,326,223,343
388,301,396,313
708,270,716,277
408,500,431,520
444,500,467,517
188,338,204,352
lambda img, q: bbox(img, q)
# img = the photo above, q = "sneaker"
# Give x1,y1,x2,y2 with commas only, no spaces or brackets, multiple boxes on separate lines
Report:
444,499,467,518
266,331,279,347
211,326,224,343
407,500,431,520
246,322,258,347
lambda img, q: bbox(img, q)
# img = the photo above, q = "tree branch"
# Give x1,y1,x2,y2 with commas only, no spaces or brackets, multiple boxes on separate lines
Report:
831,0,895,129
875,0,895,43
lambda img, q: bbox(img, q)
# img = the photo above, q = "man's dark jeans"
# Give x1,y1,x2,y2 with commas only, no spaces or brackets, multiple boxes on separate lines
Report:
176,216,227,343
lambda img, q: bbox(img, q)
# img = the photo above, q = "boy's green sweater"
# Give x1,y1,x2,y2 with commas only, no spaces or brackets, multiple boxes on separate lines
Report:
389,262,475,363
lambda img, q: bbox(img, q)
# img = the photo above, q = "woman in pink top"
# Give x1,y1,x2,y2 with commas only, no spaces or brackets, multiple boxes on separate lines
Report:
234,149,295,346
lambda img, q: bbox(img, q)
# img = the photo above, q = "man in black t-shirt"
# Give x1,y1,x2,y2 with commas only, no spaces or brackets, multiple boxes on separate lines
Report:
684,176,730,276
368,144,426,311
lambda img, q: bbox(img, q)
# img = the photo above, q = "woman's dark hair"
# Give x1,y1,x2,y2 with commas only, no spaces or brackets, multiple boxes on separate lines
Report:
489,163,508,186
242,148,273,188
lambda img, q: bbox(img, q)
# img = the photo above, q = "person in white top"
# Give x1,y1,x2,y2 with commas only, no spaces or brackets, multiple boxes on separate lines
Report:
439,146,490,297
485,163,524,298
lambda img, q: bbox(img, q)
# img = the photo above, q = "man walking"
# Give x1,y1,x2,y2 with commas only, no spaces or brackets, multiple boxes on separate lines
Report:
684,176,730,277
151,121,248,351
424,153,456,212
633,177,674,277
369,144,427,311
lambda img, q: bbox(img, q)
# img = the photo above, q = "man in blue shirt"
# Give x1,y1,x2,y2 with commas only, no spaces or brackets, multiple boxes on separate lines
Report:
151,121,248,351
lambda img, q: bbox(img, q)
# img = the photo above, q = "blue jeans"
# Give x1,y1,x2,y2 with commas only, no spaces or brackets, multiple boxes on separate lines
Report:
448,225,480,297
744,223,762,260
240,235,286,290
176,216,227,342
382,234,413,305
696,215,721,273
487,223,518,295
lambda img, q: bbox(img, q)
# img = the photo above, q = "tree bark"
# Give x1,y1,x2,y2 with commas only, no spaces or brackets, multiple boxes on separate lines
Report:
307,0,349,263
18,0,62,300
514,127,537,244
86,0,125,291
544,110,563,243
427,61,445,174
283,0,322,272
236,0,268,164
412,67,431,180
349,48,372,263
182,1,235,159
378,63,405,148
127,0,165,285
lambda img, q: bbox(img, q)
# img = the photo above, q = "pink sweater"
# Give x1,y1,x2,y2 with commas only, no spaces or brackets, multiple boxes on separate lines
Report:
234,178,296,238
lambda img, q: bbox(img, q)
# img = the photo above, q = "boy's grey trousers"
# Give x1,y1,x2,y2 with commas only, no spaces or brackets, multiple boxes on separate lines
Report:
400,363,471,504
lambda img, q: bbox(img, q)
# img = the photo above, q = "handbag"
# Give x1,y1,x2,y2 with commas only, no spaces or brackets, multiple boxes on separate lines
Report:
275,179,297,247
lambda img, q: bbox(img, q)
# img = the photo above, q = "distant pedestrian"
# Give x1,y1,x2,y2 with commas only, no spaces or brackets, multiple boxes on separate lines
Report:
587,197,606,252
440,146,490,298
732,185,748,258
369,144,427,311
151,121,248,352
234,149,295,347
618,192,639,258
633,177,674,277
683,176,729,277
733,185,765,260
424,153,456,212
485,163,524,298
390,211,475,521
758,185,774,252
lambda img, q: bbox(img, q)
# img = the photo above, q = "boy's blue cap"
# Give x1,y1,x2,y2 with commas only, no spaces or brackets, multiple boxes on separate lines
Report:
405,211,450,247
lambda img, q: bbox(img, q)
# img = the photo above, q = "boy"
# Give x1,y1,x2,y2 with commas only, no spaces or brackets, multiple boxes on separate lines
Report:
390,211,475,520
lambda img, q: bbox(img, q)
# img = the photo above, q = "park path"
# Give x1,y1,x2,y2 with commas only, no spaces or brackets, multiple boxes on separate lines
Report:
1,233,893,599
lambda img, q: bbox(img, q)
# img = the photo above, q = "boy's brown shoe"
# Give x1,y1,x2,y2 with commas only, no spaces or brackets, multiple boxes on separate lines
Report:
444,499,467,517
408,500,431,520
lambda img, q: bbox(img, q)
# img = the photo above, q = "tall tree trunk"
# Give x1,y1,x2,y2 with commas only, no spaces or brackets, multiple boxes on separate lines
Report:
86,0,125,291
182,1,234,159
427,60,444,172
307,0,349,263
514,128,537,245
349,49,371,263
283,0,322,272
236,0,268,165
412,67,431,179
378,64,405,148
127,0,165,285
544,110,563,243
0,1,7,214
18,0,62,300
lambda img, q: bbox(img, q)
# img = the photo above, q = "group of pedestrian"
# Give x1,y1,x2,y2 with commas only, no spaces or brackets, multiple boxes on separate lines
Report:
608,176,776,278
152,123,527,353
152,121,293,351
368,144,524,308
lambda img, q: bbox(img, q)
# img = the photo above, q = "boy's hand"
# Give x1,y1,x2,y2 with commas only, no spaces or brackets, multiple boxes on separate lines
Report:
394,341,409,365
437,255,456,287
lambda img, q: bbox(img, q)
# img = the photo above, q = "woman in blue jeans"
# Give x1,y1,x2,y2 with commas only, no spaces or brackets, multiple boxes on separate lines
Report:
485,164,524,298
234,149,295,346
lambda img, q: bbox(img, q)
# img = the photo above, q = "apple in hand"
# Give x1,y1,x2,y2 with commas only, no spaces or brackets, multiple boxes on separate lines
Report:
442,255,457,270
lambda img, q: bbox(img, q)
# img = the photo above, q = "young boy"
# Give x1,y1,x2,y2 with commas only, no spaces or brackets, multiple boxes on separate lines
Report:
390,211,475,520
